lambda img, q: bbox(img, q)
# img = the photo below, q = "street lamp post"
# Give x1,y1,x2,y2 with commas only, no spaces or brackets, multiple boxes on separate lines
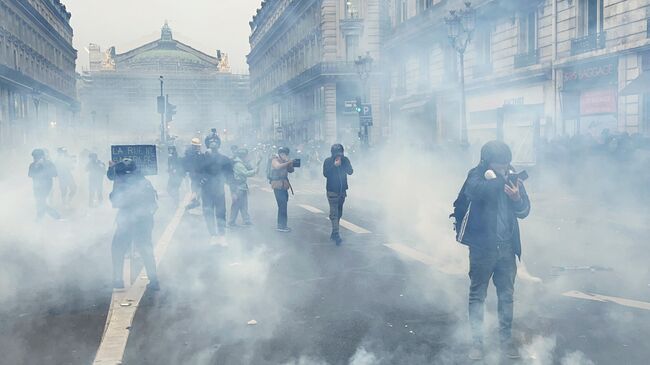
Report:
159,76,166,145
354,52,373,147
445,1,476,147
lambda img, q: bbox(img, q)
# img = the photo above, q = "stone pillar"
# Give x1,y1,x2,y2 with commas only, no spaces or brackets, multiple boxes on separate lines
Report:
323,83,337,143
321,0,338,61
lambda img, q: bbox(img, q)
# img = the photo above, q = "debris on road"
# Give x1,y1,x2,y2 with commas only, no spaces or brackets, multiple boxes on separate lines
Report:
247,319,258,325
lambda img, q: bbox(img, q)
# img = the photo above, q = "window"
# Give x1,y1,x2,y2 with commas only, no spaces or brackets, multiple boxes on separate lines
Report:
417,0,433,13
396,0,407,24
519,11,537,53
345,0,360,19
578,0,604,36
346,35,359,62
476,25,492,65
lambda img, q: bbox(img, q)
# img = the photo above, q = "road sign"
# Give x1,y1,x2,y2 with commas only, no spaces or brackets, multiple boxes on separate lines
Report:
359,103,373,126
111,145,158,175
344,100,358,114
360,103,372,117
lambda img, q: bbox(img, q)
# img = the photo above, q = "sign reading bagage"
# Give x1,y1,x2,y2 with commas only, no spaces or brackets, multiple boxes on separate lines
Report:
111,145,158,175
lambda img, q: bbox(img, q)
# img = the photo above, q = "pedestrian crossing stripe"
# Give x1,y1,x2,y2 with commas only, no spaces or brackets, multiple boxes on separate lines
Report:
298,204,371,234
299,204,324,214
562,290,650,311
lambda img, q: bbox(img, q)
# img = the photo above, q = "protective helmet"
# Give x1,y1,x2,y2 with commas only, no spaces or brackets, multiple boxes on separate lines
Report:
191,138,201,146
480,140,512,165
278,146,290,155
32,149,45,159
330,143,344,157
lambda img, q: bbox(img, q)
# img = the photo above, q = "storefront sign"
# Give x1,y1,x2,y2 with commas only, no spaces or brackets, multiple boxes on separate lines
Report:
580,88,617,115
563,58,618,91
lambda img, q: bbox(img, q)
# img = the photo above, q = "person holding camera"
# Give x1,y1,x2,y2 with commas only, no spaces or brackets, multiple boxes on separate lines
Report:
107,158,159,291
28,149,61,220
270,147,295,232
322,144,353,245
457,140,530,360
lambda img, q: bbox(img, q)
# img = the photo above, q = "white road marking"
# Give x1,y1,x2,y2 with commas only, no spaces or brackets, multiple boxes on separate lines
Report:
384,243,462,275
562,290,650,311
93,193,191,365
299,204,325,214
339,219,371,234
260,187,273,193
298,204,371,234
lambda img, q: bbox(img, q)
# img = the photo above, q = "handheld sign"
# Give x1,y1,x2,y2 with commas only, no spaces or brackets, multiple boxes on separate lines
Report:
111,145,158,175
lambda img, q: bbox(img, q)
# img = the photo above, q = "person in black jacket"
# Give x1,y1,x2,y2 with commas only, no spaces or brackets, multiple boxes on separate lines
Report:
199,140,233,246
459,140,530,361
322,144,353,245
108,158,159,290
28,149,61,220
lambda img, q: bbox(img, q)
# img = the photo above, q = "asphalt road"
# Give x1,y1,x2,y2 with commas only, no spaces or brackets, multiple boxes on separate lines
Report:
1,173,649,365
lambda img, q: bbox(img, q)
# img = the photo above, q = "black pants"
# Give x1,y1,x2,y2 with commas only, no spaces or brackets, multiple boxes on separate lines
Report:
89,179,103,206
34,190,60,219
327,191,346,235
203,192,226,236
273,189,289,229
112,213,157,284
468,242,517,344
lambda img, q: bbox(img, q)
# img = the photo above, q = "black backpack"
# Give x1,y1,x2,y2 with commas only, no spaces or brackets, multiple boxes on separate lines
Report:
449,179,470,242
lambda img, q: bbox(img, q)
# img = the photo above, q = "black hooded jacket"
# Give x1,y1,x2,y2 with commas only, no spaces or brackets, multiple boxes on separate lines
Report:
457,164,530,258
322,155,353,194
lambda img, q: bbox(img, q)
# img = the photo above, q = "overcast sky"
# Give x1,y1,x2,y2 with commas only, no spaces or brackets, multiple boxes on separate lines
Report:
64,0,262,74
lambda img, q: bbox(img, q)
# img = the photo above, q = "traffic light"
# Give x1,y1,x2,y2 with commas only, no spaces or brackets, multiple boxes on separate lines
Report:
165,101,176,122
355,97,362,113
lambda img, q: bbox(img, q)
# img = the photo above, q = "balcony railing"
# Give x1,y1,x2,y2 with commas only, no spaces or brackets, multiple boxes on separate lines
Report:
571,32,606,55
514,49,539,68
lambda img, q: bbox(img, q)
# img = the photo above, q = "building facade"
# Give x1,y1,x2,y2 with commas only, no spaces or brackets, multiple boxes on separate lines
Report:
78,22,250,145
0,0,77,149
247,0,386,147
384,0,650,163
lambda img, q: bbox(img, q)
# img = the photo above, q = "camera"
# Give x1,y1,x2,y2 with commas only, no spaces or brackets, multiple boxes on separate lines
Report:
507,170,528,185
292,158,301,168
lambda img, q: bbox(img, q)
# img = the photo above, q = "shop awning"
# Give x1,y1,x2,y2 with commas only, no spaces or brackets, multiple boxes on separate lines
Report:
621,72,650,96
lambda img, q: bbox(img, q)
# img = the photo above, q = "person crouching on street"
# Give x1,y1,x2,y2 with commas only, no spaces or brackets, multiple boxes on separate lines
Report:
270,147,294,232
229,148,259,227
459,140,531,361
322,144,353,245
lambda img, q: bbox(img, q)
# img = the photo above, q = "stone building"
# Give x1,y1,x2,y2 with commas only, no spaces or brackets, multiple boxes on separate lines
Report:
0,0,77,149
247,0,386,146
384,0,650,163
78,22,250,145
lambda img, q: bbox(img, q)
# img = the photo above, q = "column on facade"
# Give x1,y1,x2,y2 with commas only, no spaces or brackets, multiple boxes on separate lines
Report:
321,0,338,61
323,83,337,143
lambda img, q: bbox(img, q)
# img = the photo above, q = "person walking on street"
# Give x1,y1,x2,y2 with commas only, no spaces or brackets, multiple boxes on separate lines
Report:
28,149,61,220
229,148,259,227
107,158,159,290
322,144,353,245
457,140,531,361
199,138,233,246
183,138,203,210
167,146,184,205
270,147,295,232
55,147,77,205
86,152,106,207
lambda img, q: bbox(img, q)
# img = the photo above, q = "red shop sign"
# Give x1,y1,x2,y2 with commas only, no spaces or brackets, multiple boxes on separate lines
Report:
580,88,617,115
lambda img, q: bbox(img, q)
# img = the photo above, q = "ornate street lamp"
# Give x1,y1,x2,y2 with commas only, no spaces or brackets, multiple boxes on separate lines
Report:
354,52,373,147
445,1,476,146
